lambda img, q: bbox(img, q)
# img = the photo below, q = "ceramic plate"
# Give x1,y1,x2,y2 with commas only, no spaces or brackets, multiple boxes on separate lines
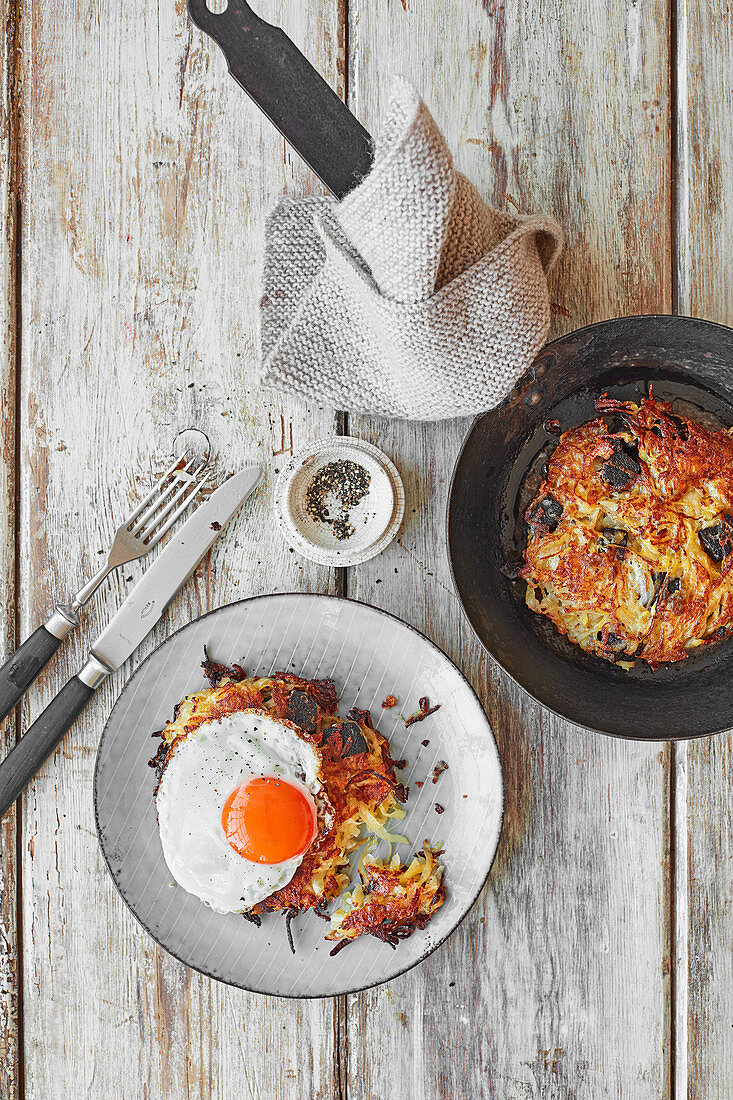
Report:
94,594,503,997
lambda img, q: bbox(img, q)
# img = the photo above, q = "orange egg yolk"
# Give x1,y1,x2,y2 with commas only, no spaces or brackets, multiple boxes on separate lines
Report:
221,777,316,865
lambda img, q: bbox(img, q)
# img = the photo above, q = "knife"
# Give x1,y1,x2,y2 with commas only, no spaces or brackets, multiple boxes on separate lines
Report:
187,0,374,200
0,465,263,819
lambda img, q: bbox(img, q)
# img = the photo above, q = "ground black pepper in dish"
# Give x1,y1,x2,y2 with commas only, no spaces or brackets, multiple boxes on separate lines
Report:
305,460,371,541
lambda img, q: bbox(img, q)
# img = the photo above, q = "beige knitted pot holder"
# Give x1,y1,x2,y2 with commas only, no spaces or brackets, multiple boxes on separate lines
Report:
260,76,563,420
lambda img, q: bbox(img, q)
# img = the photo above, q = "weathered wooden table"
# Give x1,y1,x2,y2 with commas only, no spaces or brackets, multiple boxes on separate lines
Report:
0,0,729,1095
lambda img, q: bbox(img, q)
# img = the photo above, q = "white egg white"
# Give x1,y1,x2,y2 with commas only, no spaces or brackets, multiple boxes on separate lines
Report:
156,710,324,913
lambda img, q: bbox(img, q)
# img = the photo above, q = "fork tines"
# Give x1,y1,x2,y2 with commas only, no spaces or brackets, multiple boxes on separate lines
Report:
128,454,210,548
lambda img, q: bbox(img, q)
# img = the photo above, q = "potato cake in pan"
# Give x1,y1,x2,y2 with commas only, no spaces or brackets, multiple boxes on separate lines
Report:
522,391,733,667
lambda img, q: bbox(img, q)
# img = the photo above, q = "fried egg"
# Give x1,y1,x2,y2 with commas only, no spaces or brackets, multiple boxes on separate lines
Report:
156,709,326,913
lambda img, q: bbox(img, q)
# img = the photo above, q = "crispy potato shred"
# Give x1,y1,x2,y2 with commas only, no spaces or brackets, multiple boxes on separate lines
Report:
152,655,446,948
326,841,446,955
521,392,733,666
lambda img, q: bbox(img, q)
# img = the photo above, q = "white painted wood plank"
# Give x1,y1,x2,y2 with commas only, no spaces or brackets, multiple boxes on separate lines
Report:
16,0,342,1095
346,0,672,1095
0,0,18,1093
677,4,733,1093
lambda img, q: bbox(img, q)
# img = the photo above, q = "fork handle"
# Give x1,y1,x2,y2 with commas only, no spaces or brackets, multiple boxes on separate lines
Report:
0,626,68,724
0,674,96,817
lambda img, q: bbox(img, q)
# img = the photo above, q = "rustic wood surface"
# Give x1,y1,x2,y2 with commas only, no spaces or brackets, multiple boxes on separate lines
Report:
679,2,733,1097
0,0,728,1096
347,2,672,1097
16,1,340,1097
0,0,17,1094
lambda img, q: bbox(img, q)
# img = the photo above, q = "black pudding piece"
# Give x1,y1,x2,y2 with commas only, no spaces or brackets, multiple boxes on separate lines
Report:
667,413,690,441
601,439,641,490
699,516,733,563
527,495,563,534
285,689,320,734
600,527,628,548
322,720,369,758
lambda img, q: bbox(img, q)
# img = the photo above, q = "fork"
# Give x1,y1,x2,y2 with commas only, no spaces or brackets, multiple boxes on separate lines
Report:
0,449,210,724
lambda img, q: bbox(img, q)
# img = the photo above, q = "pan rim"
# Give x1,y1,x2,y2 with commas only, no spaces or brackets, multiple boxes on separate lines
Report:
446,312,733,741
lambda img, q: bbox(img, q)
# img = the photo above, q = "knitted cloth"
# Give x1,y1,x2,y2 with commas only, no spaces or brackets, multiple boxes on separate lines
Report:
260,77,563,420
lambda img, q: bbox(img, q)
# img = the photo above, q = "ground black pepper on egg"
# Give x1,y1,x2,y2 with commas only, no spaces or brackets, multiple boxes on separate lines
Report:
305,460,371,541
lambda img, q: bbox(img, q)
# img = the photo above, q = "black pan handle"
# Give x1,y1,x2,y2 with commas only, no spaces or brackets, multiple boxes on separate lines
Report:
188,0,374,199
0,676,96,818
0,626,65,724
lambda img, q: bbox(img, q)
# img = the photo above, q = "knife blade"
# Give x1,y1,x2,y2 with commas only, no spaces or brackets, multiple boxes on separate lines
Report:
187,0,374,200
90,465,262,674
0,465,263,818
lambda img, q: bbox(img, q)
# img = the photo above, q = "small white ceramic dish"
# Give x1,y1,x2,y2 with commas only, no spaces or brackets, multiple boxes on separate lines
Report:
273,437,405,566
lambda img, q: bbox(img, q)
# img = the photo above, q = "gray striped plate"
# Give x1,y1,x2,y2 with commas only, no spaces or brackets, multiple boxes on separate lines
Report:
94,594,503,997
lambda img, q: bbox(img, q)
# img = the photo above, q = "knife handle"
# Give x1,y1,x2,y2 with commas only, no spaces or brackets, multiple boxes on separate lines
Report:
0,675,97,818
0,626,67,724
187,0,374,199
